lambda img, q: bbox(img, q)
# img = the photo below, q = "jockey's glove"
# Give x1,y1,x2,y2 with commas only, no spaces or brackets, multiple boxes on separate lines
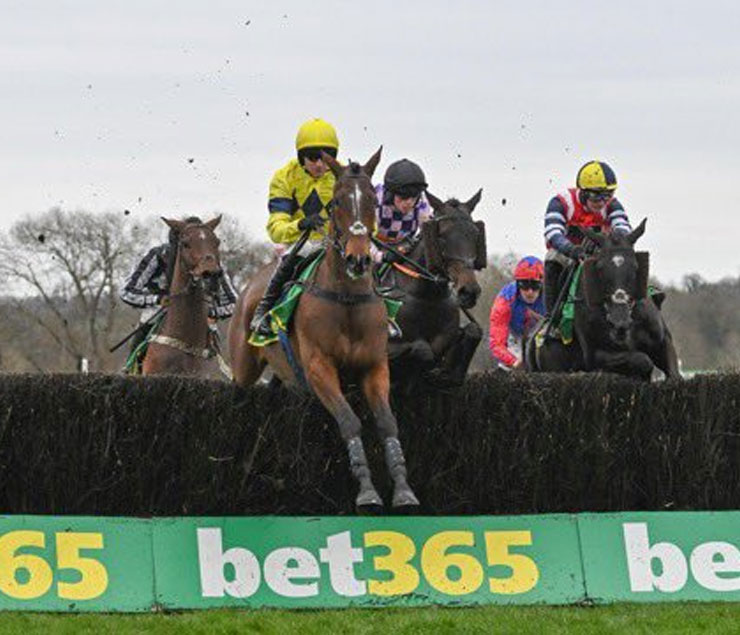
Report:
382,249,402,264
569,244,587,261
298,214,326,232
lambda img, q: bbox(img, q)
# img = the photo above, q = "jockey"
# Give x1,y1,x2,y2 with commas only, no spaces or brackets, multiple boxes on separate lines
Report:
250,117,340,336
120,215,238,356
489,256,545,370
371,159,432,263
543,161,632,316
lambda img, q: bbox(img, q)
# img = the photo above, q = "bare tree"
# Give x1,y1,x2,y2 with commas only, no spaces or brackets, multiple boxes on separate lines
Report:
0,208,154,371
216,214,273,290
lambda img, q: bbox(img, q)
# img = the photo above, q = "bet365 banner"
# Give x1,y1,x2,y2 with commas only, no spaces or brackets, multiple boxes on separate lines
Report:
0,512,738,611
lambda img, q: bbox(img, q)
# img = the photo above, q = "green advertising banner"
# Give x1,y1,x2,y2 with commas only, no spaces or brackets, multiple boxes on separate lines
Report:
2,511,740,611
0,516,153,612
152,515,584,609
578,511,740,603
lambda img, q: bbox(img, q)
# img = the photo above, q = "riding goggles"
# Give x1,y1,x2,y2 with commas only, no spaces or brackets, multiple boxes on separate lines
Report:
584,189,614,202
302,147,338,162
518,280,542,291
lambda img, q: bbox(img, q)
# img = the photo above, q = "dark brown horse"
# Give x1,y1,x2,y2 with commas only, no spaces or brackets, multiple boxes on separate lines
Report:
385,191,486,387
142,216,223,376
525,220,681,380
229,149,419,513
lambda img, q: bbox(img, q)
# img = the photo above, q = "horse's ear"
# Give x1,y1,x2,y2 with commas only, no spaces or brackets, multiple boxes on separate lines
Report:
465,188,483,213
628,218,647,245
363,146,382,179
205,215,222,231
162,217,186,233
426,191,445,213
322,151,344,179
581,227,606,247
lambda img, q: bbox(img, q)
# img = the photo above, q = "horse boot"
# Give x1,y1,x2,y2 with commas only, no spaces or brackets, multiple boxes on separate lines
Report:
383,437,420,512
250,255,295,337
346,437,384,513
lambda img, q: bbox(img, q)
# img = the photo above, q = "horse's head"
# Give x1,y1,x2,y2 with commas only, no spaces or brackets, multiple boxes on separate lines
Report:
423,190,486,309
322,147,382,280
162,215,223,292
582,219,648,345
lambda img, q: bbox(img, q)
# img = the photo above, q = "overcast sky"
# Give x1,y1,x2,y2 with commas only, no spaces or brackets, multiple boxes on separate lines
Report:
1,0,739,284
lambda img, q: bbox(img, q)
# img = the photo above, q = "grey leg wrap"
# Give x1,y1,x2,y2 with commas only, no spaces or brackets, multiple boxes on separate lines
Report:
383,437,419,508
383,437,408,481
347,437,383,509
347,436,372,482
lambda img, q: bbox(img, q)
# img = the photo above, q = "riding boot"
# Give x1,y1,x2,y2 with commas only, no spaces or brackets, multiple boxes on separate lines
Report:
250,255,296,337
544,261,563,318
383,437,420,509
347,437,383,510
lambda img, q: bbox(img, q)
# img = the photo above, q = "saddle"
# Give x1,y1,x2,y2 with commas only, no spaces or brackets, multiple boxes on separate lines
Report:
249,250,402,349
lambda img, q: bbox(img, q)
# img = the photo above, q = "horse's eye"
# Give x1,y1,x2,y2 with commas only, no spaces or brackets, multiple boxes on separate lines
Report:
181,241,191,249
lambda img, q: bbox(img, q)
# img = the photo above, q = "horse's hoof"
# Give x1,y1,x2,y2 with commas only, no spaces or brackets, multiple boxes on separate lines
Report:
356,488,384,515
392,487,420,513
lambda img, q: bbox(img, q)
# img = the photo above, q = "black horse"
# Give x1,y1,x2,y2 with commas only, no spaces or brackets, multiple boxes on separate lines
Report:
525,219,680,380
381,190,487,387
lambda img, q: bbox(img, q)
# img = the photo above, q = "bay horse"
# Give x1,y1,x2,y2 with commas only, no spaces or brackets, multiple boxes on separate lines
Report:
525,219,681,380
228,148,420,513
142,216,224,376
384,191,487,387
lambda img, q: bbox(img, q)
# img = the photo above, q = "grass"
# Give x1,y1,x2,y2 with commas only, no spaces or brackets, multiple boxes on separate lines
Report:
0,603,738,635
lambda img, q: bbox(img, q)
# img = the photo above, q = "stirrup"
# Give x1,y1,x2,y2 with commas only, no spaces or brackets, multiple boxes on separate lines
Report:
251,313,273,337
388,322,402,339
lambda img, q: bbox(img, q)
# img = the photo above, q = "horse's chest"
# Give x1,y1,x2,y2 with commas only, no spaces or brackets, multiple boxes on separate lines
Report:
400,296,457,339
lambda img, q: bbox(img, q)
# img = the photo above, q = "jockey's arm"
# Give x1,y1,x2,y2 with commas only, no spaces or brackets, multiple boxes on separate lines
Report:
267,168,303,245
606,198,632,236
119,246,166,308
489,293,518,368
207,270,239,320
544,196,580,258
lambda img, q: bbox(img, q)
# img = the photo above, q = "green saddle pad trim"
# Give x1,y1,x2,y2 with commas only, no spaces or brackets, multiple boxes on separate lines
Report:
558,263,583,345
124,313,165,374
557,269,662,346
248,250,402,348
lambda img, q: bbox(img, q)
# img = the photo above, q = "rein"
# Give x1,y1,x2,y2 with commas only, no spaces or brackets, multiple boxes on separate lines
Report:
370,236,446,285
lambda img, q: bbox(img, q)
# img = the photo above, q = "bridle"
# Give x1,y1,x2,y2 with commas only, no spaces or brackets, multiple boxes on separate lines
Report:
168,224,221,303
431,213,482,271
326,166,372,263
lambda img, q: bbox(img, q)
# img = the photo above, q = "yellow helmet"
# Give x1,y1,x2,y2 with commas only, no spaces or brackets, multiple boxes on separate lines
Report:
295,118,339,151
576,161,618,191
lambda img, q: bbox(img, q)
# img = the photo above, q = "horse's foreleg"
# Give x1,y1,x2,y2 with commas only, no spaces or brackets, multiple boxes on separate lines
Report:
430,322,483,386
231,343,265,388
653,330,682,380
361,363,420,511
593,349,654,380
306,355,383,512
447,322,483,383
